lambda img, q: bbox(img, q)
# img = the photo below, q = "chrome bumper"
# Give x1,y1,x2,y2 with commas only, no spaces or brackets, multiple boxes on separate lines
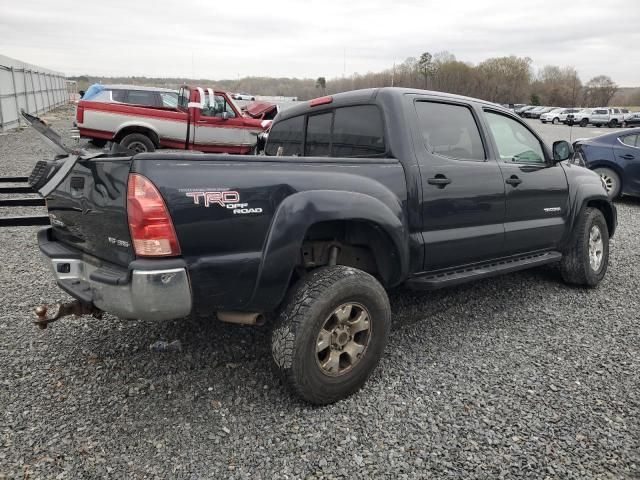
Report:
47,257,192,321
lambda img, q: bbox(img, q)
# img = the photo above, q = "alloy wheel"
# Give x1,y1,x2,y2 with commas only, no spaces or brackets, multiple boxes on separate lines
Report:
588,225,604,271
315,302,371,377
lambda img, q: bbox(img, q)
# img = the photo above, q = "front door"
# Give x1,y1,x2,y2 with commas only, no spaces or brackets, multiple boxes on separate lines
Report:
482,110,569,255
413,99,506,271
195,92,256,153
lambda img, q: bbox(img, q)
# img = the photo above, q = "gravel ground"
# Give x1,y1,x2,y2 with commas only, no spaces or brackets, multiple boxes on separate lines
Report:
1,106,639,479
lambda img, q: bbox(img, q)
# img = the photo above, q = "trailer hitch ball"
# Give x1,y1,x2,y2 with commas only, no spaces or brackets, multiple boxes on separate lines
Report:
33,300,102,329
35,305,49,329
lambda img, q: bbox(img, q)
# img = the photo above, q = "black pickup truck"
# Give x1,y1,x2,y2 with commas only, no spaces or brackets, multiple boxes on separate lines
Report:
30,88,616,404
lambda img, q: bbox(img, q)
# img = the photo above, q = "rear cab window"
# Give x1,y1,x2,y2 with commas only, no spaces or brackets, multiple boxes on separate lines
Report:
265,116,305,156
414,101,486,161
266,104,386,158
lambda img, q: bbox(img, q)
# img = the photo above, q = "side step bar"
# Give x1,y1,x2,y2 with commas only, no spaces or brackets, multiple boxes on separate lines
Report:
406,251,562,290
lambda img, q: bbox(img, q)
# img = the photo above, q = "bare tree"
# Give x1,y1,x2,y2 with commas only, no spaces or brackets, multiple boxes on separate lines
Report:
583,75,618,106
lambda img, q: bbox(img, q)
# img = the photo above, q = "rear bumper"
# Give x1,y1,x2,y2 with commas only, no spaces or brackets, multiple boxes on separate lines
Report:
38,229,192,321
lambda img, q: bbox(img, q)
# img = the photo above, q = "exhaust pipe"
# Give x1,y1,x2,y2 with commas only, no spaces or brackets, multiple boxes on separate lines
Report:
217,311,265,326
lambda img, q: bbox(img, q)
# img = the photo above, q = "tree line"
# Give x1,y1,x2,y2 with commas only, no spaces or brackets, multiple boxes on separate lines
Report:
325,52,621,107
70,51,639,107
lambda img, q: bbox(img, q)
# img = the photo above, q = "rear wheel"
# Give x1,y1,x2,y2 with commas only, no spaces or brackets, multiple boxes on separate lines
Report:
561,207,609,287
120,133,155,153
271,266,391,405
594,167,621,199
609,119,618,128
552,117,559,124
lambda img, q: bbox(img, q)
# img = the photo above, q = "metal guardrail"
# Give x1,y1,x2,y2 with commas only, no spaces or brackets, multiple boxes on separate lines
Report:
0,176,49,227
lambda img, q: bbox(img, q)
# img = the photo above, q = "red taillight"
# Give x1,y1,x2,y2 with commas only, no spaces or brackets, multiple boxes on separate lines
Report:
127,173,180,257
76,104,84,123
310,96,333,107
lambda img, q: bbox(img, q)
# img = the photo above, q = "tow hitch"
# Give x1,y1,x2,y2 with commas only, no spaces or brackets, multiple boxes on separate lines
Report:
34,300,103,329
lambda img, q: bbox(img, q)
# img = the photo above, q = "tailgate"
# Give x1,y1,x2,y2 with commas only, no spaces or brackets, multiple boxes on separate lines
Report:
45,157,134,266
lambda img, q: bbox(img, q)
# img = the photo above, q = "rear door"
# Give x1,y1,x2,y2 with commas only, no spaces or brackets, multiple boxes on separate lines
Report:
615,134,640,194
412,99,506,271
591,109,609,125
482,109,569,255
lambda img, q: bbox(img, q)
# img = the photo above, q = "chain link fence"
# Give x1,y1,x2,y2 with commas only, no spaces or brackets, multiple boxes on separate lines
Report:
0,55,67,132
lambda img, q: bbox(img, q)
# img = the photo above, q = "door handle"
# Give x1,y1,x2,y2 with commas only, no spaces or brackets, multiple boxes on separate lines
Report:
505,175,522,186
620,154,635,160
427,175,451,188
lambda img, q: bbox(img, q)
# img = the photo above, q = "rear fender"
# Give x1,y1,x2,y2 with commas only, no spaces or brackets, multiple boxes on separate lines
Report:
247,190,409,311
114,122,160,146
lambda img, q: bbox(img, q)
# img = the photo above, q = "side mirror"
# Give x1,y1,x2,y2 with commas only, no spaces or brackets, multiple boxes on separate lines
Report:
552,140,572,163
221,112,230,120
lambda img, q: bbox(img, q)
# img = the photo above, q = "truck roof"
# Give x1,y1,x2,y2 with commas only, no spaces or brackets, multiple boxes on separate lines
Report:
277,87,511,121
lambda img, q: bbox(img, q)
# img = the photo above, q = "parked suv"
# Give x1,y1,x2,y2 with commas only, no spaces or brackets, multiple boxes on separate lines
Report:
540,108,580,124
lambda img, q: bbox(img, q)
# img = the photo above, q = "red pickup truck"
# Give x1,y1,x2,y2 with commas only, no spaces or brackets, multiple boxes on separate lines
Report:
76,86,277,153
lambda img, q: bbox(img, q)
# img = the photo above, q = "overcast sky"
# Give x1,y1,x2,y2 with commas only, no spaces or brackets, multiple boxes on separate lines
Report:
1,0,638,85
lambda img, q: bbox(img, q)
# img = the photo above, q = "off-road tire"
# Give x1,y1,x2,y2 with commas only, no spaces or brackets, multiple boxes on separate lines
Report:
120,133,155,153
560,207,609,287
271,266,391,405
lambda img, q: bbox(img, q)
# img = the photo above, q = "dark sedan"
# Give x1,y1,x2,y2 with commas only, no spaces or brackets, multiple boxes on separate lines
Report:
573,128,640,198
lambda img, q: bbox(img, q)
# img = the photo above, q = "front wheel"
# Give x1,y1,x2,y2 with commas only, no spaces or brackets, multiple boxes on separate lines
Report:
579,118,589,127
561,208,609,287
271,266,391,405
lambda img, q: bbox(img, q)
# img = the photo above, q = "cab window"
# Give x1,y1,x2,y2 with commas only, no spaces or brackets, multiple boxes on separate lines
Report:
265,116,304,156
485,111,546,164
331,105,385,157
415,101,486,161
305,112,332,156
201,94,237,118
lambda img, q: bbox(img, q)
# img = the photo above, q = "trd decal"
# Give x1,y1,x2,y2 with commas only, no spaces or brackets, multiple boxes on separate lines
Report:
186,191,240,207
185,191,263,215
